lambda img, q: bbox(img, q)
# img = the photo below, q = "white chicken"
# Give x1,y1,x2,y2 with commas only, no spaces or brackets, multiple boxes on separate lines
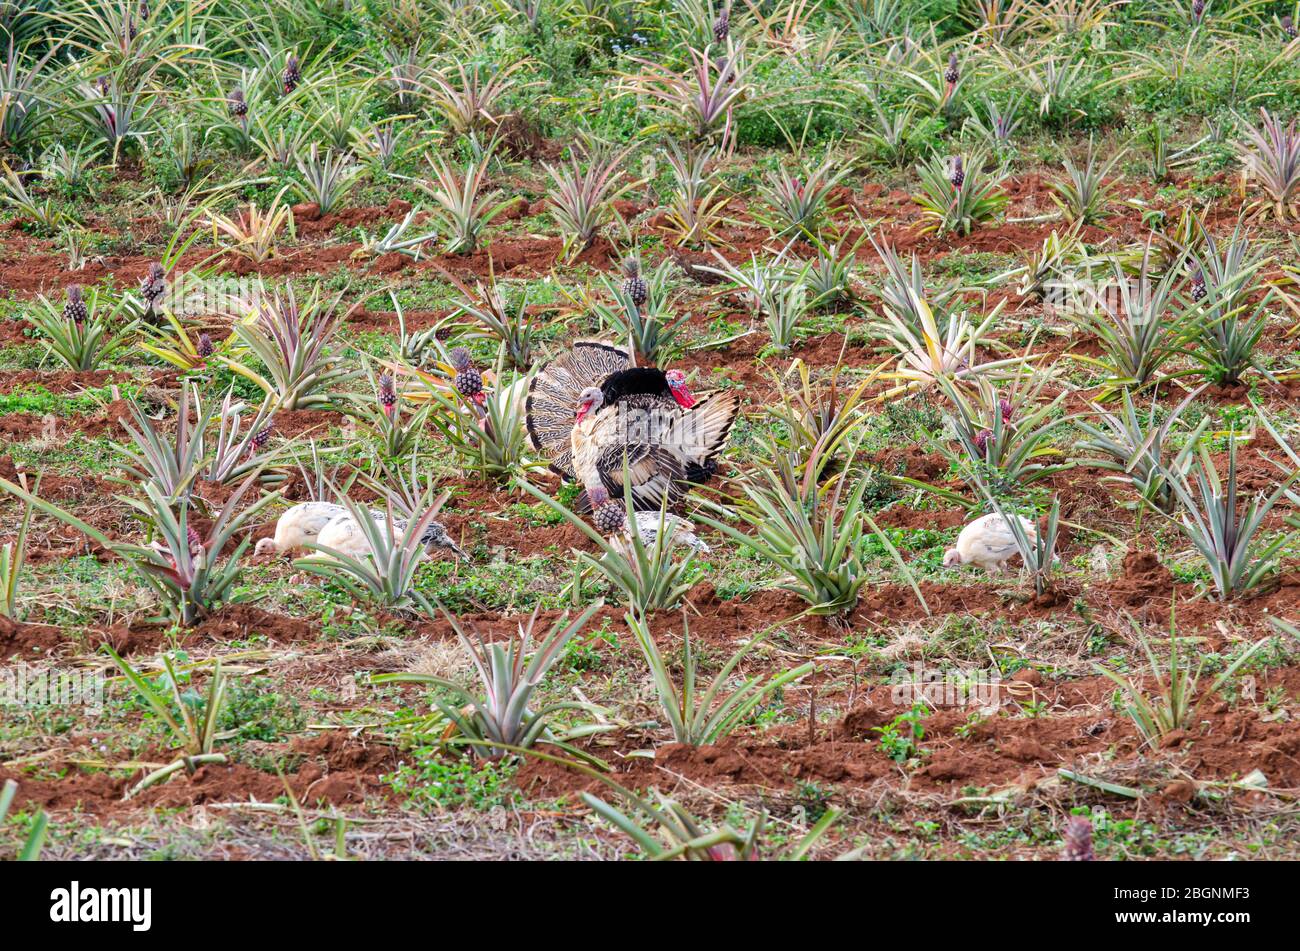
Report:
942,512,1038,576
314,511,465,560
254,502,348,558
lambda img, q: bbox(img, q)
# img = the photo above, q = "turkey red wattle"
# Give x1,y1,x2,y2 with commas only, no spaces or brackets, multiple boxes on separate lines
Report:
665,370,696,408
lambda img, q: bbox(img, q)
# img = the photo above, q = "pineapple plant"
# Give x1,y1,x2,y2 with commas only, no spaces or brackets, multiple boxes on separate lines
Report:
32,286,139,371
621,255,648,308
915,149,1006,235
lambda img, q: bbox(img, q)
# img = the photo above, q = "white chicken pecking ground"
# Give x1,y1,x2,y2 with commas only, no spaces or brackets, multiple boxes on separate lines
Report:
254,502,349,558
314,510,466,560
256,502,464,561
943,512,1039,576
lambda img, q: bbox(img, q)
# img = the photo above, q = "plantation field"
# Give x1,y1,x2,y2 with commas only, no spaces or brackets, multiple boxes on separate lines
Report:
2,0,1300,862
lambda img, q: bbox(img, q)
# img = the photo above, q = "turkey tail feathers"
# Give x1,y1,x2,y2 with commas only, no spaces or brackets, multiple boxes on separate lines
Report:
670,390,740,473
525,340,630,477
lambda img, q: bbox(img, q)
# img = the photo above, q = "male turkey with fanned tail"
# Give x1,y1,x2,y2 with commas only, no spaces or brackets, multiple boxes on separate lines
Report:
525,340,740,514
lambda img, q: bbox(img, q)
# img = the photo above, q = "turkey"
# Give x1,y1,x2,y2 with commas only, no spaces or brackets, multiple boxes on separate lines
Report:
525,341,739,513
254,502,348,558
315,510,466,560
594,504,710,555
942,512,1038,575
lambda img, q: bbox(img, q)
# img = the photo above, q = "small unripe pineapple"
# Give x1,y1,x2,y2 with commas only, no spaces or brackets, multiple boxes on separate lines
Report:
64,285,88,324
186,525,203,556
196,333,214,360
713,8,730,44
593,500,626,535
621,256,648,307
140,262,166,314
378,373,398,418
1190,266,1207,302
1191,0,1205,22
249,421,273,454
949,155,965,190
1061,817,1094,861
449,347,482,400
1285,15,1297,40
973,428,992,457
228,88,248,119
283,54,301,95
944,52,959,85
998,398,1014,424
